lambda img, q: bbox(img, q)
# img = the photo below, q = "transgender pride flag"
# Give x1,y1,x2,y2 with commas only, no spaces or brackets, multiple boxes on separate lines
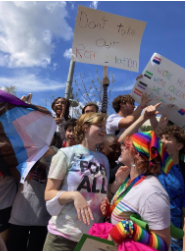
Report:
0,90,56,183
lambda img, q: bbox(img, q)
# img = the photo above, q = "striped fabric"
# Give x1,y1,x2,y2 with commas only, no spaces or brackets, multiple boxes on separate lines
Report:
132,131,174,174
0,90,56,183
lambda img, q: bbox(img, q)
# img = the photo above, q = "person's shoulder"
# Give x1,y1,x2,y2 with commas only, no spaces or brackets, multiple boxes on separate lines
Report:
59,145,76,154
95,151,109,163
142,175,168,195
107,113,121,120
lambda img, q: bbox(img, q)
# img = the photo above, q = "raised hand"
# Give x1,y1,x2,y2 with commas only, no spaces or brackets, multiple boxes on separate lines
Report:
60,102,66,119
115,166,130,185
74,192,94,225
54,117,63,125
143,102,162,120
136,74,143,81
140,92,152,108
158,114,169,128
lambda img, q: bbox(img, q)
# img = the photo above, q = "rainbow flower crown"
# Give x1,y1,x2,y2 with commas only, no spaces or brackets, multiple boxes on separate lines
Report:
132,131,174,174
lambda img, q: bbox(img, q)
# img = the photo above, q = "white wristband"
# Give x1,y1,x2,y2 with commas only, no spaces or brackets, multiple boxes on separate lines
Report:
46,191,64,216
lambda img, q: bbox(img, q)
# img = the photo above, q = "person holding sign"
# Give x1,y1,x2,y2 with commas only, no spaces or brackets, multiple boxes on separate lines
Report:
118,105,185,251
82,66,109,116
106,92,151,137
93,103,172,251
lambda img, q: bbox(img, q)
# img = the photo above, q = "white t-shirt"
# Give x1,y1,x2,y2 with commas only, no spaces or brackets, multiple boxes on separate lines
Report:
106,114,125,137
0,176,17,209
47,144,109,242
111,175,170,230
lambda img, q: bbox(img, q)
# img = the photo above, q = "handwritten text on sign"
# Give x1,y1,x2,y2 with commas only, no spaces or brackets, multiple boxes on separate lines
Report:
131,53,185,128
72,6,146,72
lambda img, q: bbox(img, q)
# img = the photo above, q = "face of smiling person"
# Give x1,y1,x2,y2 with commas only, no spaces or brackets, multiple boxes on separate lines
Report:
53,98,66,116
160,134,183,157
65,126,76,146
86,121,106,145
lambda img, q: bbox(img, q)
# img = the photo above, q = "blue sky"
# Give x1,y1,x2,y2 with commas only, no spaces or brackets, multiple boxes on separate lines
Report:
0,1,184,116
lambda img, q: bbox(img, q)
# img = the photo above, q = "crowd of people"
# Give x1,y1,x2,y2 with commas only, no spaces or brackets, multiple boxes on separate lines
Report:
0,71,185,251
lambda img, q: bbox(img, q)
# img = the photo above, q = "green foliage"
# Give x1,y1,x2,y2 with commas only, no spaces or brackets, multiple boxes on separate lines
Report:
71,69,115,118
0,85,16,96
140,125,152,132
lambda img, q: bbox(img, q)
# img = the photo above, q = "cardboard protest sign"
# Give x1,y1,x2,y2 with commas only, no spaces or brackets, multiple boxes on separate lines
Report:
74,234,117,251
72,6,146,72
131,53,185,128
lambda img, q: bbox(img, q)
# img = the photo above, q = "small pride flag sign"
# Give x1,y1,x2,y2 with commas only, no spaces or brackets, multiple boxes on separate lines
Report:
178,108,185,116
152,56,162,65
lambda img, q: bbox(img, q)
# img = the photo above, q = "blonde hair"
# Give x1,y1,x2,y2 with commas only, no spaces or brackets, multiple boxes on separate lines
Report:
74,112,106,143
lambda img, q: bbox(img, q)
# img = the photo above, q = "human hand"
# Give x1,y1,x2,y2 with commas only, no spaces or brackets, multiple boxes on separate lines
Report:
100,197,110,216
54,117,63,125
107,234,119,248
143,102,161,120
158,114,169,128
20,95,27,102
136,74,143,81
115,166,130,185
60,103,66,119
140,92,152,108
74,192,94,225
43,147,56,157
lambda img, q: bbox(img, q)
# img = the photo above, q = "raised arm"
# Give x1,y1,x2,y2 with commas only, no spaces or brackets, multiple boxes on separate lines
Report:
118,93,151,129
118,102,161,143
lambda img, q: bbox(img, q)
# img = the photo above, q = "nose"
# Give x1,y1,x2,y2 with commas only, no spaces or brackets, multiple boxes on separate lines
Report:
116,147,121,154
161,138,166,145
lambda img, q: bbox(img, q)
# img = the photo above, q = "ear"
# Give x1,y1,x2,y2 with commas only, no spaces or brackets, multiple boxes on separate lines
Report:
119,103,124,108
177,142,184,152
99,144,104,153
82,123,88,133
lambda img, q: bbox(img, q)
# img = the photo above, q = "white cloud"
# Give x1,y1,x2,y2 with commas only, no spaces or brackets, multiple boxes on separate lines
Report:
113,84,134,92
0,73,65,92
63,48,72,60
90,1,98,9
0,2,73,68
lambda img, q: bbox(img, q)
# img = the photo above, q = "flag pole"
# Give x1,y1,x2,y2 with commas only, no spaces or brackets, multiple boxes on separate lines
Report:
65,60,75,99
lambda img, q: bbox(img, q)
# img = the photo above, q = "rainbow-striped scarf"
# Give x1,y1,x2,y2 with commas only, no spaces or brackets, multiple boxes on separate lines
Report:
132,131,174,174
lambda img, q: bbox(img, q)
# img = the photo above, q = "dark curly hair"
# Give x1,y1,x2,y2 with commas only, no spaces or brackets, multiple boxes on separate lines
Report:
112,94,135,113
64,118,77,132
158,125,185,156
51,97,70,121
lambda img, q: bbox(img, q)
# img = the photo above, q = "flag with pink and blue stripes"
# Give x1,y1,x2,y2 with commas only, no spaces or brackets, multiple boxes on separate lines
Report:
0,90,56,183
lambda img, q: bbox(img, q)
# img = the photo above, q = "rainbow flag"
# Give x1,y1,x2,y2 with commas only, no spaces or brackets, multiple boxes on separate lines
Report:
152,56,162,65
178,108,185,116
0,90,56,183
